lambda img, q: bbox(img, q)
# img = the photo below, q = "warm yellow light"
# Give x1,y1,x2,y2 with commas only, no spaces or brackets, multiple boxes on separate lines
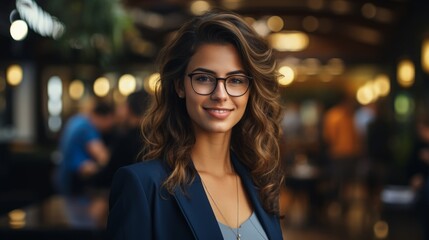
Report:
8,209,26,229
267,16,284,32
8,209,26,221
422,37,429,74
145,73,160,94
268,31,309,52
373,220,389,239
7,64,23,86
190,1,211,16
373,74,390,97
356,83,375,105
93,77,110,97
278,66,295,86
397,59,415,87
69,80,85,100
10,20,28,41
118,74,137,96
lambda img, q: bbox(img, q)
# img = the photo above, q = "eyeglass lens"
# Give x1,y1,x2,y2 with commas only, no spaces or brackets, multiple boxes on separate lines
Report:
189,73,250,96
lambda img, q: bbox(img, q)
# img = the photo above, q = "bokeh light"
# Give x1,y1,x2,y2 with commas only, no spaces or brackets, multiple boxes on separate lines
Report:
267,16,284,32
93,77,110,97
118,74,137,96
190,1,211,16
356,82,376,105
373,74,390,97
10,20,28,41
422,37,429,73
145,73,160,94
394,94,413,116
269,31,309,52
69,80,85,100
373,220,389,239
278,66,295,86
397,59,415,88
47,76,62,100
6,64,23,86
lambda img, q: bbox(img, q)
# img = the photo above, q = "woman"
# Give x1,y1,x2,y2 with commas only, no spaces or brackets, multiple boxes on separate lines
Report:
107,9,284,240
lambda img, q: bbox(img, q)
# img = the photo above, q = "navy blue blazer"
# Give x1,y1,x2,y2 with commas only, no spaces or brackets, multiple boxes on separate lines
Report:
107,154,283,239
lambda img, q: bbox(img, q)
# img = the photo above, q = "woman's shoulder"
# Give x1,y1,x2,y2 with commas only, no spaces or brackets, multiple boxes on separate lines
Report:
115,159,168,184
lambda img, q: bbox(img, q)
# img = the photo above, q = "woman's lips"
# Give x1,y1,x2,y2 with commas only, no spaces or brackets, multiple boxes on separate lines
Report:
204,107,233,119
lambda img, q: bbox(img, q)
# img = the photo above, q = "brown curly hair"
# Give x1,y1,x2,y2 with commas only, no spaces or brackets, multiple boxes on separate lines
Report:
141,9,283,214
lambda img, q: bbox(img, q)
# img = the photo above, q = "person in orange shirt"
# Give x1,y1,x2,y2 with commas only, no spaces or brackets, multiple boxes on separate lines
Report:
322,92,362,212
323,93,361,160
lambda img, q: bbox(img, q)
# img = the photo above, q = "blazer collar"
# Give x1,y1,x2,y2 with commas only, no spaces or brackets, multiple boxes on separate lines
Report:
231,153,283,240
173,171,222,240
173,152,282,240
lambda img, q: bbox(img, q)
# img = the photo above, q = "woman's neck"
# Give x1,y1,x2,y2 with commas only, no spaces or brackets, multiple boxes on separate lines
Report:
191,133,234,176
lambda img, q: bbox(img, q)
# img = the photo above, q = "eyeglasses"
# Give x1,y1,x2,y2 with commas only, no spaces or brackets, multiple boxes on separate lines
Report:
187,73,251,97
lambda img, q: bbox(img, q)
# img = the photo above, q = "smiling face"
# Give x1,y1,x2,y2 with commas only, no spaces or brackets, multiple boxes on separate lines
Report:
178,43,250,136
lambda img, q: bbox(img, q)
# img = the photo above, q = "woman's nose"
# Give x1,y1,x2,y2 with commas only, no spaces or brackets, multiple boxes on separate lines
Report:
210,80,228,101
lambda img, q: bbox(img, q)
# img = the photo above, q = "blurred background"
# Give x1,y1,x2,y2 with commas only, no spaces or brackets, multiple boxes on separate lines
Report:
1,0,429,239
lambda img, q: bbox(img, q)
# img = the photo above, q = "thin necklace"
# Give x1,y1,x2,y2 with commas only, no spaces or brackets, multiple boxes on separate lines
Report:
201,173,241,240
248,215,268,240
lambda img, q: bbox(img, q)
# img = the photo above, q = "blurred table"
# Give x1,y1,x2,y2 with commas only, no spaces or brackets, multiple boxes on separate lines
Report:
0,193,108,240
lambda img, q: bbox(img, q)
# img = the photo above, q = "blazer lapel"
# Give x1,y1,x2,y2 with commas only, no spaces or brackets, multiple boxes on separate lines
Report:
231,154,283,240
172,153,283,240
173,175,223,240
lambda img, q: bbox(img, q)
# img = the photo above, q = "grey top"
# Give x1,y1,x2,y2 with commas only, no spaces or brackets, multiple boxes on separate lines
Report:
218,212,268,240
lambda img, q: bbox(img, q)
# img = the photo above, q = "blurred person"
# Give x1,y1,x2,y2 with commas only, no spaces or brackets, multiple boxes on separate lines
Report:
107,10,284,240
323,92,361,161
355,103,375,142
322,92,362,210
54,100,115,196
94,90,150,188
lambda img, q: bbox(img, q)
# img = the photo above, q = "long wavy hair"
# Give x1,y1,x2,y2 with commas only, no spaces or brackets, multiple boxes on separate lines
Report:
141,9,283,214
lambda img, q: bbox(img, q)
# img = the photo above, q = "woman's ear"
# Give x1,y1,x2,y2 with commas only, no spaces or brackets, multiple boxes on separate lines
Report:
175,80,185,98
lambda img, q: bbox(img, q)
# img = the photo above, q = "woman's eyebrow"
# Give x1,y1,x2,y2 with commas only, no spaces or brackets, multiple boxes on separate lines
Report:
190,68,246,75
189,68,216,74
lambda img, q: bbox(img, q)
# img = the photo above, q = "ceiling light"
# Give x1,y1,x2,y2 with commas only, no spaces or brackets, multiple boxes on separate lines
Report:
190,1,211,16
268,31,309,52
10,20,28,41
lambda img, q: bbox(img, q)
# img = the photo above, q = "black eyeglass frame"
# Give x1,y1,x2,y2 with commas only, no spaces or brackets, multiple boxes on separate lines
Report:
187,73,252,97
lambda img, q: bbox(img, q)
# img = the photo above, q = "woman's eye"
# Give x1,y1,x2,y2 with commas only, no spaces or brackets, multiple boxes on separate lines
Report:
228,77,246,84
195,75,213,82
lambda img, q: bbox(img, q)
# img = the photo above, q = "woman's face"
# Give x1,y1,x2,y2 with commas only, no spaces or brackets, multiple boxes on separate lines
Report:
179,43,250,136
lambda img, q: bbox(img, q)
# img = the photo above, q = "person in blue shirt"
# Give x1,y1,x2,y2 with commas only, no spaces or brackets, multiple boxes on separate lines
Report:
94,90,150,188
55,101,115,195
107,10,284,240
